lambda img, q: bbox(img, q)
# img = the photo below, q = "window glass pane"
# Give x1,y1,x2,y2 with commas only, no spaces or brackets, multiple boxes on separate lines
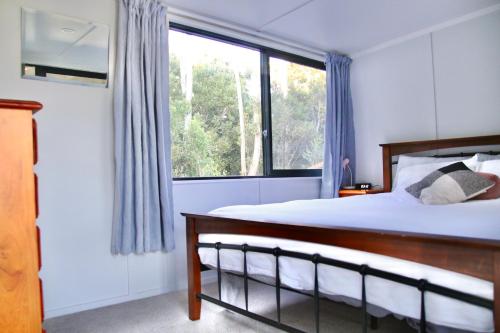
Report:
169,30,262,177
270,58,326,170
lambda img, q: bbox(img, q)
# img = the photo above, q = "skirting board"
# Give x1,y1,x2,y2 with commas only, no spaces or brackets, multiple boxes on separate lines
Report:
44,271,218,319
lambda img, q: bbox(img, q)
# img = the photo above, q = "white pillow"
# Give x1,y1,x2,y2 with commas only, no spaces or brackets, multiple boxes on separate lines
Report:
393,157,477,191
477,159,500,177
394,155,472,189
477,153,500,162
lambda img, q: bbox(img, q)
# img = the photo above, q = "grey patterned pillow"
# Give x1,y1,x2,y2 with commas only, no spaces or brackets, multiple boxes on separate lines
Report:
406,162,495,205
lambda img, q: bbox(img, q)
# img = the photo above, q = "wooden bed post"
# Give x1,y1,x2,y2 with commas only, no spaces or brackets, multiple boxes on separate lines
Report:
186,216,202,320
494,251,500,331
381,145,392,192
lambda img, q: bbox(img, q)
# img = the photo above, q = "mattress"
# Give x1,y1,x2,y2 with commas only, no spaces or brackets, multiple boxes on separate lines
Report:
198,192,500,332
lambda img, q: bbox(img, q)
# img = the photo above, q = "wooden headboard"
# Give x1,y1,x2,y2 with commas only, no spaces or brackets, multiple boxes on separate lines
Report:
379,134,500,192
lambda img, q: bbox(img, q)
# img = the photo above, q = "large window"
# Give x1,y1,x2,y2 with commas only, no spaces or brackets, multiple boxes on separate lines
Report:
169,24,326,179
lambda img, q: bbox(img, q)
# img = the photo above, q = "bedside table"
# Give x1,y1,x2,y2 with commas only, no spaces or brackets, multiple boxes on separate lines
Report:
338,188,386,198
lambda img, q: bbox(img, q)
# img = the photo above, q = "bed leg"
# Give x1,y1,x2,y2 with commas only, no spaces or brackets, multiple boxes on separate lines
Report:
186,217,202,320
494,251,500,332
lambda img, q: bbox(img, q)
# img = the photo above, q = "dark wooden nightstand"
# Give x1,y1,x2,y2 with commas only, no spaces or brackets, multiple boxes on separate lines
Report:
338,188,386,198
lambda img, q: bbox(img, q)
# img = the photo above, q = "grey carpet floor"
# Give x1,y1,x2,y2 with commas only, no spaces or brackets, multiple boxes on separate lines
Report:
44,281,415,333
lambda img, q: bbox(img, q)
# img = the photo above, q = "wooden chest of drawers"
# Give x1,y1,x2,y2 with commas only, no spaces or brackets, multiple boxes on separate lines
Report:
0,99,44,332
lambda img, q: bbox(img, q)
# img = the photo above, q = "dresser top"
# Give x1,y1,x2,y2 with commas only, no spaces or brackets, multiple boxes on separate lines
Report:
0,99,43,112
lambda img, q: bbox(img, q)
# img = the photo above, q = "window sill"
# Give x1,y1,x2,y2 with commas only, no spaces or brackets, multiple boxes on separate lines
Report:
172,175,321,186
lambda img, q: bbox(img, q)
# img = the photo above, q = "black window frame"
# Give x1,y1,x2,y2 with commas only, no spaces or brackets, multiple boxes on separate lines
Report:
170,22,325,180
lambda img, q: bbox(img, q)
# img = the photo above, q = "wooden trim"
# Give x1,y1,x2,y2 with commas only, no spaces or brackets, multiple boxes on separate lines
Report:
186,216,202,320
183,213,499,281
382,146,392,192
32,119,38,164
184,213,500,324
379,135,500,155
380,134,500,190
0,99,43,112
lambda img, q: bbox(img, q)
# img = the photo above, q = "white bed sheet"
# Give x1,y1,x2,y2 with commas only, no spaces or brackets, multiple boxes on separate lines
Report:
198,192,500,332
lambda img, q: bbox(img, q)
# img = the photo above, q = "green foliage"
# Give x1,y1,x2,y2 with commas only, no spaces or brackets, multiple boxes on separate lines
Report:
271,63,326,169
169,55,325,177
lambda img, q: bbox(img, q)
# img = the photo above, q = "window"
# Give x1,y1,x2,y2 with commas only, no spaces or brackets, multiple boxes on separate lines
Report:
169,29,262,178
169,24,326,179
269,58,326,172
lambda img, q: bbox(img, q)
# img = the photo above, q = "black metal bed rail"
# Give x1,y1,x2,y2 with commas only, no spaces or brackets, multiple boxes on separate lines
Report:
197,242,493,333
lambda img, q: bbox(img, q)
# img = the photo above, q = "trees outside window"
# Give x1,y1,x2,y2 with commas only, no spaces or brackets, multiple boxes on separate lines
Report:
270,58,326,171
169,26,326,179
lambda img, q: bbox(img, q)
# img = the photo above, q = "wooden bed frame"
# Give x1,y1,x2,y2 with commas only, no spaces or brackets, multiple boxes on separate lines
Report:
183,134,500,331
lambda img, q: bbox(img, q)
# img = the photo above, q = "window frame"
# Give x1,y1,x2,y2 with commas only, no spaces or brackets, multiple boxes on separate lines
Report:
170,22,325,180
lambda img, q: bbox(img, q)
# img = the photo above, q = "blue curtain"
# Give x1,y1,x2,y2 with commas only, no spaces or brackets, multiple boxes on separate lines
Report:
111,0,175,254
320,53,356,198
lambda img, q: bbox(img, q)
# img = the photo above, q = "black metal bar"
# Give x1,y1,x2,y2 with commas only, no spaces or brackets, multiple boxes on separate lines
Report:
312,254,320,333
216,242,222,301
274,247,281,323
418,280,427,333
198,242,492,332
360,265,368,333
242,244,249,311
226,271,315,299
261,51,273,176
197,242,493,310
225,271,382,332
198,293,306,333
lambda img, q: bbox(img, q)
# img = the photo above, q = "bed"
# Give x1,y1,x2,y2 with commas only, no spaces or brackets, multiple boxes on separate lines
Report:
183,135,500,333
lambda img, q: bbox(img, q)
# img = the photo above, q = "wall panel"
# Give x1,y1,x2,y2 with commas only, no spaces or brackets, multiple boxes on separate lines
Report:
351,36,436,185
432,10,500,138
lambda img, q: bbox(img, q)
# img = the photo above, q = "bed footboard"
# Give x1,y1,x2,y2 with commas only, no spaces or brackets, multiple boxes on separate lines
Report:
184,213,500,332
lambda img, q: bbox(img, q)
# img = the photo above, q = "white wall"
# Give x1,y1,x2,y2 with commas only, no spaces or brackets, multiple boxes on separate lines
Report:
351,10,500,185
0,0,321,319
5,0,498,320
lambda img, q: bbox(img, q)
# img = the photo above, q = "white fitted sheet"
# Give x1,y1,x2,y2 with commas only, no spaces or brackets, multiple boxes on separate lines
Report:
198,192,500,332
